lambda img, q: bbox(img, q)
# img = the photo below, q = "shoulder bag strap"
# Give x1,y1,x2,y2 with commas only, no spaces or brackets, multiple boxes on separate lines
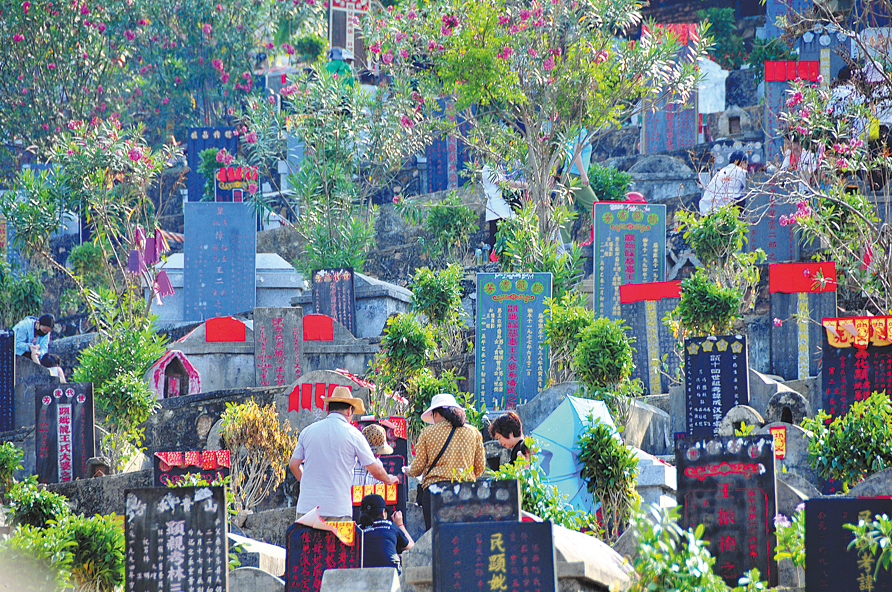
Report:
424,426,457,479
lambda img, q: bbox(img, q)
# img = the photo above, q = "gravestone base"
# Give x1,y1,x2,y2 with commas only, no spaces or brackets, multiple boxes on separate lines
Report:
14,358,60,431
229,567,286,592
230,533,286,577
624,399,672,456
320,567,400,592
633,448,677,509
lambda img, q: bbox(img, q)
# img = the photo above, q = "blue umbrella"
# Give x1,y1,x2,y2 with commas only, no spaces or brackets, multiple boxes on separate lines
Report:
530,395,618,514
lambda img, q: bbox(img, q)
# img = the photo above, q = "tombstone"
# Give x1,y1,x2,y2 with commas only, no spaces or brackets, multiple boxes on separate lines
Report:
284,523,360,592
0,331,14,432
698,57,729,116
765,0,813,39
186,127,238,202
145,350,201,400
311,268,357,337
352,416,409,518
183,202,257,321
432,521,557,592
805,497,892,591
429,479,521,526
254,307,306,388
152,450,231,487
35,383,95,484
319,567,398,592
620,280,681,396
675,435,779,587
745,176,800,264
684,335,750,439
215,164,259,202
820,314,892,418
125,486,229,592
764,61,821,163
172,317,255,392
350,480,400,523
769,262,837,381
755,422,822,491
592,203,666,320
641,97,698,154
475,273,552,410
278,370,372,433
329,0,368,66
796,27,851,85
426,99,474,193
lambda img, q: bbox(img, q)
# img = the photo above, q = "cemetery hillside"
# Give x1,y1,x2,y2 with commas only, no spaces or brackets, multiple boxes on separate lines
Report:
6,0,892,590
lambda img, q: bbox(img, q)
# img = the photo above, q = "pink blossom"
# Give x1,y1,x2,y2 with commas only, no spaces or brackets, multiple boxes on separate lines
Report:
519,9,531,20
174,76,182,84
441,14,458,29
532,18,545,27
124,29,135,41
507,25,521,34
498,14,510,24
795,125,808,135
41,123,49,130
68,120,81,130
13,33,24,42
21,87,28,94
497,46,513,59
139,66,149,75
96,21,106,32
350,14,361,25
400,115,414,127
216,2,222,9
785,90,803,107
281,84,297,96
798,108,810,118
427,40,437,51
596,50,608,63
215,149,226,163
212,58,223,70
22,1,30,13
773,317,783,328
395,31,408,42
282,43,295,55
836,158,849,169
393,195,400,204
528,48,538,57
161,97,169,105
369,41,381,54
543,56,555,71
201,23,212,35
400,48,408,59
247,183,258,195
138,18,148,25
221,72,230,83
817,74,824,83
80,4,89,14
223,153,233,165
128,148,142,161
406,9,417,19
383,50,394,65
779,214,790,227
47,62,56,70
268,94,276,104
246,131,258,143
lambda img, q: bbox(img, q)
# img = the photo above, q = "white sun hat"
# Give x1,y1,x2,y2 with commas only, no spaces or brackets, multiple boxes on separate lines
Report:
420,393,463,424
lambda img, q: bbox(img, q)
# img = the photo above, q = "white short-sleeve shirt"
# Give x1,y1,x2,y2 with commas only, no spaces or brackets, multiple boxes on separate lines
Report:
291,413,377,517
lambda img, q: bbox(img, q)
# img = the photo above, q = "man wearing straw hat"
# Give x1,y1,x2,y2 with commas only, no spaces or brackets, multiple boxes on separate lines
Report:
289,386,400,522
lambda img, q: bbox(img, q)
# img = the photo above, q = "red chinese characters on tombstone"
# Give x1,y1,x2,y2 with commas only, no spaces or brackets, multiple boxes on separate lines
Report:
272,317,286,386
853,349,871,401
623,234,636,282
257,324,272,387
57,403,73,482
292,327,302,380
506,305,521,409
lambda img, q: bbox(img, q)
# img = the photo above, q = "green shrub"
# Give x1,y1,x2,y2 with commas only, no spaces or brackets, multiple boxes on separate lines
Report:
586,162,632,202
379,313,436,376
423,193,479,264
197,147,225,201
572,318,635,391
0,523,73,592
406,368,461,439
71,322,168,393
67,242,109,288
6,478,71,529
56,514,125,592
674,271,742,337
488,441,599,533
677,206,748,270
0,441,23,503
698,7,746,70
577,415,639,542
294,33,328,63
803,391,892,491
545,291,594,383
0,259,44,329
410,264,464,325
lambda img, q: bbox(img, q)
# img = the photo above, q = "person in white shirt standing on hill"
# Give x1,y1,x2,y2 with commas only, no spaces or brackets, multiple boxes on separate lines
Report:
699,151,749,215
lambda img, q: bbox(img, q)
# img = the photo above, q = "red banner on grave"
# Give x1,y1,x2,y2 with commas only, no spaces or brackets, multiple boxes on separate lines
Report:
619,280,682,303
768,262,837,293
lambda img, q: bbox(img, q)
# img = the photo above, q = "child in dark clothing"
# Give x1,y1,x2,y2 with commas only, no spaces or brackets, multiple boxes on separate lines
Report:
358,494,414,573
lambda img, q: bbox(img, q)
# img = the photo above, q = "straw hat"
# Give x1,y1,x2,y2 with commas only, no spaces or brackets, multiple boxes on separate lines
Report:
321,386,365,415
362,424,394,455
420,393,463,424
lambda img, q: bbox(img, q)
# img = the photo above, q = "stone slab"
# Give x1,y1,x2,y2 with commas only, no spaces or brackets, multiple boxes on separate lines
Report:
230,532,287,577
320,567,400,592
229,567,285,592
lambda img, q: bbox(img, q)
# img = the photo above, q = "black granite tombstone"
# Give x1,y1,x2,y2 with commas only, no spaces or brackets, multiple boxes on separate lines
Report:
429,479,521,526
620,280,681,396
0,331,14,432
769,262,837,381
186,127,238,202
311,268,357,336
676,435,778,587
475,273,551,410
805,497,892,592
35,383,95,483
433,521,557,592
820,315,892,418
684,335,750,439
124,486,228,592
284,522,360,592
592,203,666,320
183,202,256,321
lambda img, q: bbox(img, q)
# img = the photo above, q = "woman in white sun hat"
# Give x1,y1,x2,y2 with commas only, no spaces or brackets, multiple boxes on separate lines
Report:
405,393,485,530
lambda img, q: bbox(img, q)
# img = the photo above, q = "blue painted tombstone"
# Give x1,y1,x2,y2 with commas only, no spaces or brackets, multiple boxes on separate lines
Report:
183,202,256,321
426,99,474,193
765,0,812,39
796,28,851,84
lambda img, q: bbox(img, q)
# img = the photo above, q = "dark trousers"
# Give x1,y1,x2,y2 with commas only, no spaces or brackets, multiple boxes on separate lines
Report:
422,486,433,531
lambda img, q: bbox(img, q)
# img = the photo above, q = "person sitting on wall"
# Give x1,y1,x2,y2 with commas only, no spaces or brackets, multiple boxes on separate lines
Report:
358,493,414,573
12,314,54,362
488,411,531,464
699,151,749,215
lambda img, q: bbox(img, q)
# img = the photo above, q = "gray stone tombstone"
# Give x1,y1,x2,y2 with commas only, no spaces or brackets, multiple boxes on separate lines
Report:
254,307,306,389
320,567,400,592
620,281,681,396
755,422,822,491
229,567,285,592
276,369,371,434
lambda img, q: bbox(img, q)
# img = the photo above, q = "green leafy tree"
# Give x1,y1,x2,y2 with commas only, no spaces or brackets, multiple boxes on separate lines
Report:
544,291,594,384
362,0,708,243
577,415,639,542
6,478,71,529
0,442,24,504
367,313,437,416
803,391,892,491
697,7,746,69
422,194,480,266
587,162,632,202
671,270,743,338
0,259,44,329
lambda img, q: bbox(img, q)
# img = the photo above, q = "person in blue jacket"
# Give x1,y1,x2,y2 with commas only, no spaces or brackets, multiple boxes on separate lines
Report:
12,314,54,362
358,494,414,573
